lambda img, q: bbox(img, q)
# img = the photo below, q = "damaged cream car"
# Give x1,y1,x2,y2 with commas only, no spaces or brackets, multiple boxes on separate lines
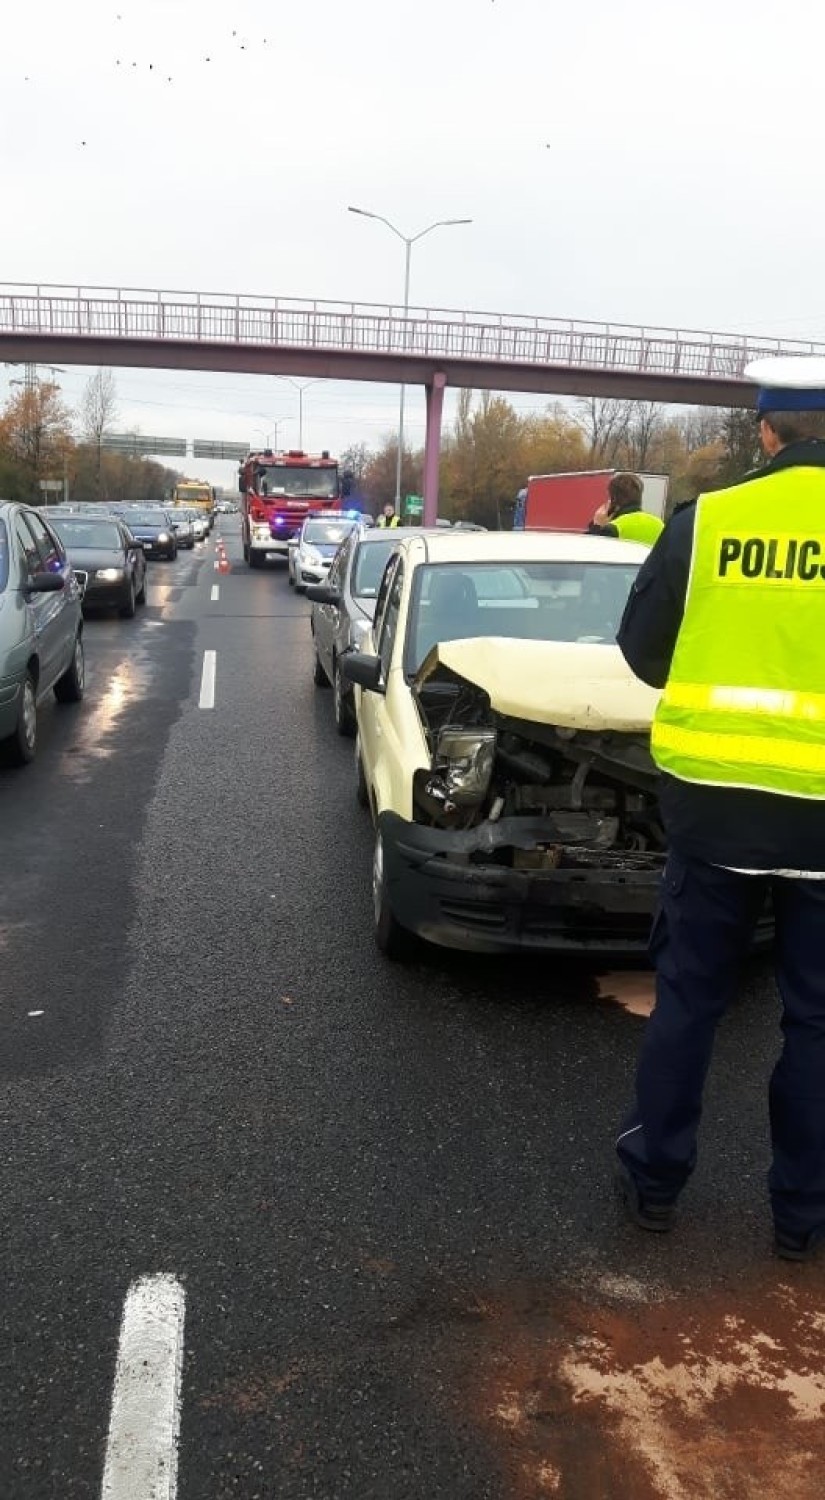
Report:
341,531,664,960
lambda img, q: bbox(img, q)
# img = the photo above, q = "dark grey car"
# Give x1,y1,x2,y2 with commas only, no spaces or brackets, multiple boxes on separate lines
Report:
0,502,85,765
46,513,147,616
306,527,422,736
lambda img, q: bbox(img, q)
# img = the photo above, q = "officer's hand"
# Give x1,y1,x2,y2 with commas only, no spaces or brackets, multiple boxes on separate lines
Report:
592,503,611,527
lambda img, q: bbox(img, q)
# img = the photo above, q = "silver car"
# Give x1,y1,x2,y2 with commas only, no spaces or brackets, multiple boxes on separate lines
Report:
0,502,85,765
306,526,422,735
288,515,363,592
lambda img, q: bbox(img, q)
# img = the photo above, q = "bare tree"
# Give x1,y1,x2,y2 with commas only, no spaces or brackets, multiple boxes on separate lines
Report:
574,397,632,466
680,406,725,453
81,369,119,500
624,402,665,470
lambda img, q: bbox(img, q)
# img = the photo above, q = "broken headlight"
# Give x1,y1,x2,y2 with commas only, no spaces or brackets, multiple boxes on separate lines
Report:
427,726,497,809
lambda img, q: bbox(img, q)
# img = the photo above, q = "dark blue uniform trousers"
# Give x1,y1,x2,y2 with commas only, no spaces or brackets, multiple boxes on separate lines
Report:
616,852,825,1235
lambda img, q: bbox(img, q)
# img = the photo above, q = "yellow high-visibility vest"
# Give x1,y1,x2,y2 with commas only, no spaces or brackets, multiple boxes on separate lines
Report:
614,510,664,546
651,465,825,799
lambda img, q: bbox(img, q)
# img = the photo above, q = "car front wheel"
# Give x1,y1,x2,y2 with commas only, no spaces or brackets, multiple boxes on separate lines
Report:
373,827,418,961
313,647,329,686
119,579,137,618
54,634,85,704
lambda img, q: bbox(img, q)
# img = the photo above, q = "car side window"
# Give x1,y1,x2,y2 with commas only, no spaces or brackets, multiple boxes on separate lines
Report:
25,511,64,572
376,560,404,680
372,554,398,641
329,532,354,590
15,516,43,579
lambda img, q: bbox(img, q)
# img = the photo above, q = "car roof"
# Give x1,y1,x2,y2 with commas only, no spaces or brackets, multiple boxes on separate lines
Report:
354,526,429,545
387,529,651,566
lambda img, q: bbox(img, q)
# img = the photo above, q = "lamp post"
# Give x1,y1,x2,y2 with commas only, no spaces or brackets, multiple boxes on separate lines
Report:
273,378,322,449
348,206,472,513
251,415,290,450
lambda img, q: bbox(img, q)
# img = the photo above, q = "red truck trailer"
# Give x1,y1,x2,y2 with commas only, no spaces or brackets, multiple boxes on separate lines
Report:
513,470,669,532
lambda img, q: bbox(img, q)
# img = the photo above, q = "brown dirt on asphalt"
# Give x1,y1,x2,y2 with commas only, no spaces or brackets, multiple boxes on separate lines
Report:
467,1273,825,1499
596,970,656,1018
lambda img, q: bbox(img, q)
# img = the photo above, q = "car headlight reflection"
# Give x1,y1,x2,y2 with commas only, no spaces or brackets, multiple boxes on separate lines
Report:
431,726,496,806
158,531,170,543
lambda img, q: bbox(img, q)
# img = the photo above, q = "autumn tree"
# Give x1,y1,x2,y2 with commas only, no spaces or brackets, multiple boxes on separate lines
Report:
0,380,73,501
361,439,423,513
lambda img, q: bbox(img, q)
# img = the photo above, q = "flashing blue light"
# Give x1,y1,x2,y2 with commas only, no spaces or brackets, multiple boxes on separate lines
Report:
345,509,360,519
274,517,284,526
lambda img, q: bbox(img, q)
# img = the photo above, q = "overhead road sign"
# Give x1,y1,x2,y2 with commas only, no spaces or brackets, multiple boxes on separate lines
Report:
193,440,250,461
101,434,188,458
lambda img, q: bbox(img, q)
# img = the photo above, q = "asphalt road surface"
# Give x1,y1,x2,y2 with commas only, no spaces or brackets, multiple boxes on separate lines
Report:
2,518,824,1500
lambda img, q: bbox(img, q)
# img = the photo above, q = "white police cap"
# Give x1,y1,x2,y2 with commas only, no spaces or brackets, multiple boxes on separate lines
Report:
744,355,825,413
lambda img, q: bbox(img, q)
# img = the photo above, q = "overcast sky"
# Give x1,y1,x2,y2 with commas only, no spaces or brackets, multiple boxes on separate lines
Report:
3,0,823,485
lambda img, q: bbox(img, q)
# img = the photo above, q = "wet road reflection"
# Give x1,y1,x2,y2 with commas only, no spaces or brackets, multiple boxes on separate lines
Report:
57,653,150,782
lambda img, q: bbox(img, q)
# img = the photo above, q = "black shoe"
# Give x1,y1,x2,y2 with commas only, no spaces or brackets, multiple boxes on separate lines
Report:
616,1166,677,1234
775,1226,825,1263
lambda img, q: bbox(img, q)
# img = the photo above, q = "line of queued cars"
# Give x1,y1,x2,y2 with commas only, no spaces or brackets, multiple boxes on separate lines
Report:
288,510,672,962
0,499,212,768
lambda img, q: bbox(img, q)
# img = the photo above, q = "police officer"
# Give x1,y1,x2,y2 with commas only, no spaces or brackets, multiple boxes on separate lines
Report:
615,357,825,1261
376,503,400,529
589,471,664,545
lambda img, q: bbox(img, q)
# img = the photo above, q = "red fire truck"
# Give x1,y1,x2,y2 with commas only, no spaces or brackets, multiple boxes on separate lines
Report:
238,448,346,568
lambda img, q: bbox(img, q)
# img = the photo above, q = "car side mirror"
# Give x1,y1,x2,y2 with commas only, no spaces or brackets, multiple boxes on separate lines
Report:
340,651,384,693
27,571,65,594
305,584,341,605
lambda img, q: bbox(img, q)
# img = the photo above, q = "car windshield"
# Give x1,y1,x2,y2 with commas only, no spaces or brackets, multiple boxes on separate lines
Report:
50,520,122,549
0,520,8,592
353,538,396,597
257,465,338,500
406,559,639,672
302,520,354,546
122,512,167,527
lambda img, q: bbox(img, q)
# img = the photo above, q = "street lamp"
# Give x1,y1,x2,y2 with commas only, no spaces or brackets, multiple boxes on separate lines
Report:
272,378,322,449
251,414,290,450
348,206,472,511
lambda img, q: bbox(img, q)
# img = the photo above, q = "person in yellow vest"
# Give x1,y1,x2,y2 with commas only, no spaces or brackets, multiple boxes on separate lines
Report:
614,356,825,1261
588,472,664,545
376,503,401,529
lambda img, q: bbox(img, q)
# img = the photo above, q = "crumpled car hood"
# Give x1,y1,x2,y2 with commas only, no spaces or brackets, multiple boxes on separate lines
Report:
413,638,660,731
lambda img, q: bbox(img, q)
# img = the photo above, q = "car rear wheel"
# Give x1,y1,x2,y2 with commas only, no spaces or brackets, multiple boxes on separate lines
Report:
54,634,85,704
119,579,136,618
8,672,37,764
248,549,262,569
333,660,354,737
373,828,418,961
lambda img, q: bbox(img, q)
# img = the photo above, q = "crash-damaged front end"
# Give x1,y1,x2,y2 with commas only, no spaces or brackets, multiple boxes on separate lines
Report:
383,638,666,954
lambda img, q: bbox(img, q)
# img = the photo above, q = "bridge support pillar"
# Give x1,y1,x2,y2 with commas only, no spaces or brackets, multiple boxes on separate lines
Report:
422,372,446,526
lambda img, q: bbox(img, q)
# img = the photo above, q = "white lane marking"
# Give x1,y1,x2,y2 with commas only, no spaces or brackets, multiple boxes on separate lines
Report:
101,1275,186,1500
210,585,219,602
27,1009,44,1018
198,651,216,710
